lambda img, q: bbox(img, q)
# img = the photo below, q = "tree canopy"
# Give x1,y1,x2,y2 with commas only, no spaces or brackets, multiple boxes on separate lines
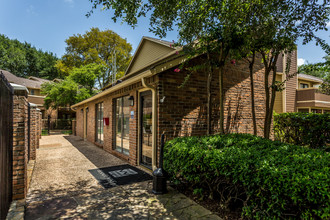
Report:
56,27,132,88
298,56,330,95
88,0,330,138
41,64,101,109
0,34,59,79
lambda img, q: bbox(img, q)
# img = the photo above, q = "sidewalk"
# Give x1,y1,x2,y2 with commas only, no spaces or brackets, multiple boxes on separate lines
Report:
25,135,221,219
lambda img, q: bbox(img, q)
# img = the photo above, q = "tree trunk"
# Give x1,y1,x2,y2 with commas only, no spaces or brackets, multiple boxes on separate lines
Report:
249,51,257,135
219,64,225,134
262,53,279,139
261,52,271,139
266,60,279,139
207,70,212,135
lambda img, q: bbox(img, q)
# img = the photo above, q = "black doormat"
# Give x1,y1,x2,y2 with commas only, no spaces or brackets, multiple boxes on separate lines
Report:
89,164,153,189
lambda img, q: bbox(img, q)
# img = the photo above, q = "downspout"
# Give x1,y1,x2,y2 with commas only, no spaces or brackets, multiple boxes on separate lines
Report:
141,77,157,171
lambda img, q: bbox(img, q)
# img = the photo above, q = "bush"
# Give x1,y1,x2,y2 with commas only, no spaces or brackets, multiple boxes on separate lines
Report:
164,133,330,219
274,112,329,150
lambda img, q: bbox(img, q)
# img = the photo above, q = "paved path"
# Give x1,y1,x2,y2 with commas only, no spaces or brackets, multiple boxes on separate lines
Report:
25,135,221,220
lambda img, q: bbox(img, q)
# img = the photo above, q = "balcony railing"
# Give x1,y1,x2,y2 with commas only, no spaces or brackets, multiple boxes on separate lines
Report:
296,88,330,108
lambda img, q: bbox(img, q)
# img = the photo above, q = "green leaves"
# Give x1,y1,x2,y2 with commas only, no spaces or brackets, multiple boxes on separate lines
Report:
0,34,59,79
274,112,330,150
164,133,330,219
41,65,100,109
57,27,132,88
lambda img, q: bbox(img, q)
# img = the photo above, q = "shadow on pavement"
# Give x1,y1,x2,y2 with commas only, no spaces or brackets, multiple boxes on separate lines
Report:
63,135,127,169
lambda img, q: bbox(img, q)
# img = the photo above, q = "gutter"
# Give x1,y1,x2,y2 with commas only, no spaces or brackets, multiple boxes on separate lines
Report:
141,77,158,171
71,69,153,109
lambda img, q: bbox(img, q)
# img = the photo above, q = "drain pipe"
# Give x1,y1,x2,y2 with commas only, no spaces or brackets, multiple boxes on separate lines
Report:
141,77,157,171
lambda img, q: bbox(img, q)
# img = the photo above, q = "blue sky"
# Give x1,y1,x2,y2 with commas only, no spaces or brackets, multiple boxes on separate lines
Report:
0,0,329,66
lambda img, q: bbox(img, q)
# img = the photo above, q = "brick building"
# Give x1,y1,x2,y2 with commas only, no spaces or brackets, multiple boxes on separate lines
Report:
1,70,75,120
71,37,297,170
272,55,330,114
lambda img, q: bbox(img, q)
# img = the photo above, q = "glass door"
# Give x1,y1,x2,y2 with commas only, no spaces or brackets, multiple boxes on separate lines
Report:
115,96,130,155
140,90,152,168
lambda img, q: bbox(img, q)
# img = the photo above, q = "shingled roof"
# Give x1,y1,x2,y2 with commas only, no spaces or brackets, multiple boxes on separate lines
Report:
0,69,50,89
298,73,324,83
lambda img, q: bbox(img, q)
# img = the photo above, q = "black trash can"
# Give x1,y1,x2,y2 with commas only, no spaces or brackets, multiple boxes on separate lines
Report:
152,133,167,194
152,168,167,194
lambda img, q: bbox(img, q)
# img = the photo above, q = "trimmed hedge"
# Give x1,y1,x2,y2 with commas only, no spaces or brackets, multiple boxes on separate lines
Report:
164,134,330,219
274,112,329,150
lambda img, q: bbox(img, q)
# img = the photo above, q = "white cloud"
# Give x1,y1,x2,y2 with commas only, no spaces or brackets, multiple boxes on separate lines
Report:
26,5,37,15
297,58,305,66
64,0,74,3
327,21,330,27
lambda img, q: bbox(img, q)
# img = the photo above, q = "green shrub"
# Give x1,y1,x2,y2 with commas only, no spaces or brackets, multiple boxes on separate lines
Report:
274,112,329,150
164,133,330,219
61,130,72,135
41,129,48,136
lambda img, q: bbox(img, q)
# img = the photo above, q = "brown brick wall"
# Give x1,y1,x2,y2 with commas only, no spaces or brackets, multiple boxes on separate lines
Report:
12,93,42,200
29,107,38,160
157,56,267,144
12,95,28,200
75,80,157,166
74,54,296,168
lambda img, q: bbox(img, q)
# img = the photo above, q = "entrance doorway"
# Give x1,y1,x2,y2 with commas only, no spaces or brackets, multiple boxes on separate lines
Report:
139,90,152,169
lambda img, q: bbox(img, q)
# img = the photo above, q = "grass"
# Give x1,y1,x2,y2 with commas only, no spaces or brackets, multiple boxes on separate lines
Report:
61,130,72,135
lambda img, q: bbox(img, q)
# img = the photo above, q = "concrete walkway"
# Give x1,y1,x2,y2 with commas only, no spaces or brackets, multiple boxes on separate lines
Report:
25,135,221,220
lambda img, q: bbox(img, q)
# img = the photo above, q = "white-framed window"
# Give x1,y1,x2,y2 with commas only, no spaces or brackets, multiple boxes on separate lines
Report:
95,102,104,143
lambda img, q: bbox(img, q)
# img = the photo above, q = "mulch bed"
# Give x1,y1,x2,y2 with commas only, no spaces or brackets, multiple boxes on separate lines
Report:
171,183,243,220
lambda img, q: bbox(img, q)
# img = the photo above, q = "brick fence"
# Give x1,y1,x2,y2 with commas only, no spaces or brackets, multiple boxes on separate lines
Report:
11,84,41,200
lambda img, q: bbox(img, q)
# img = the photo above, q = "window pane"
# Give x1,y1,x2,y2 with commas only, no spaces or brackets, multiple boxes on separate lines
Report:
116,98,122,152
114,96,130,155
95,103,104,143
298,108,309,113
122,96,130,155
141,91,152,168
311,109,322,114
100,103,104,142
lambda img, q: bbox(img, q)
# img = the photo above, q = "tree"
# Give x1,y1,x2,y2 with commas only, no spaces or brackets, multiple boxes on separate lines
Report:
69,64,105,93
246,0,330,138
41,78,96,110
298,56,330,95
56,27,132,88
42,79,92,109
0,34,59,79
41,64,101,109
298,55,330,79
88,0,330,138
89,0,250,134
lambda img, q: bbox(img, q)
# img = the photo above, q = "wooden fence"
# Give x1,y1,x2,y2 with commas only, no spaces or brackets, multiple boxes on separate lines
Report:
0,72,13,220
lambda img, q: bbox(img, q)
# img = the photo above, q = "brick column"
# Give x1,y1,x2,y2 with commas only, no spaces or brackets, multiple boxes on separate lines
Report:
29,105,37,160
72,120,76,136
12,88,28,200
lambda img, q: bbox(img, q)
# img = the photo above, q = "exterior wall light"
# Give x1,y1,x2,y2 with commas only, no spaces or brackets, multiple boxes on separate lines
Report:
129,96,134,106
86,107,89,113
